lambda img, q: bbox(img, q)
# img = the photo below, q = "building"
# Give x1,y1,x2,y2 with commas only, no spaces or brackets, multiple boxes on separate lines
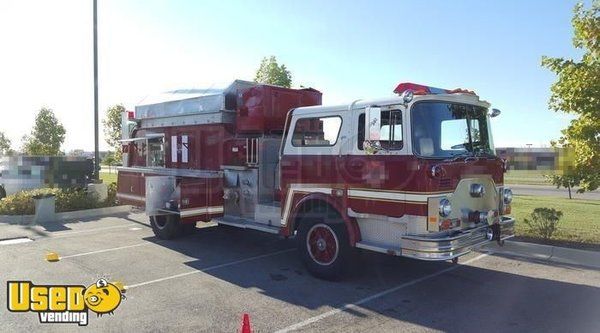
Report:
495,147,563,170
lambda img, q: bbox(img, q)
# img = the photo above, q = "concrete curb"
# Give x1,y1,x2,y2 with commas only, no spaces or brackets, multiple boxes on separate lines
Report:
0,205,133,225
483,240,600,270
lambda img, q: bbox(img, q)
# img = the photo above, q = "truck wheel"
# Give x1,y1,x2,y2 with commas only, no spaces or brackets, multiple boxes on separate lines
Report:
150,215,182,239
297,219,350,280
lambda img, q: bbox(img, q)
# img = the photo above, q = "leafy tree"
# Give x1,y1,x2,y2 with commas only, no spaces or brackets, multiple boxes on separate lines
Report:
0,131,12,155
542,1,600,192
254,56,292,88
102,151,117,173
22,107,66,156
102,104,125,160
546,172,580,199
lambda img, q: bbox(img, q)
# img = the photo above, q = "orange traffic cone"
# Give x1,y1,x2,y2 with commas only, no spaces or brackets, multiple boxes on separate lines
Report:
241,313,252,333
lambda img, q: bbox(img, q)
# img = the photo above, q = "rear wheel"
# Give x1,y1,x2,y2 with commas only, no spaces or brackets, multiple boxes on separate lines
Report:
150,214,183,239
297,217,350,280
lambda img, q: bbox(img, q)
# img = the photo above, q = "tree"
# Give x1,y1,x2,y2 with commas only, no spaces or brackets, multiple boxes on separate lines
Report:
22,107,66,156
102,104,125,160
0,131,12,155
102,151,117,173
254,56,292,88
541,1,600,192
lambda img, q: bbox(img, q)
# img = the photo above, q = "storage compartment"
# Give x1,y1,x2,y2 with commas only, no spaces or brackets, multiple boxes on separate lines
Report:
236,85,322,134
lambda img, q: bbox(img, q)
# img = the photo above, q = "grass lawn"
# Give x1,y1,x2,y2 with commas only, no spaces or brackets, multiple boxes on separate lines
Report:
100,172,118,184
504,169,554,186
512,195,600,245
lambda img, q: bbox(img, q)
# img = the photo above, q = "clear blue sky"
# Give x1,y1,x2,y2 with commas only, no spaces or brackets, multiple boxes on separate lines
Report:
0,0,586,151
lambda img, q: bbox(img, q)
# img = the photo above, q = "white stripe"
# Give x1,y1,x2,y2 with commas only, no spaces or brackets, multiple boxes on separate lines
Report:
274,252,491,333
179,206,224,217
60,243,149,259
116,193,146,201
126,248,295,289
49,224,149,239
348,189,448,202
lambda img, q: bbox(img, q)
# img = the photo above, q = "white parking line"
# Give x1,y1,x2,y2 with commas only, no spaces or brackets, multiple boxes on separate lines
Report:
274,252,492,333
47,224,149,239
126,248,296,289
59,243,150,259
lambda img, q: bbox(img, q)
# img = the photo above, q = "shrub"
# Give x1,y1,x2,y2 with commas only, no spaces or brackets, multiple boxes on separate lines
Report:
105,182,117,206
523,208,563,239
0,185,118,216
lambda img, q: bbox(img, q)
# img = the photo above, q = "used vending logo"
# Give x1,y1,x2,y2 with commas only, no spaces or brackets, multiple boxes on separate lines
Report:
7,278,125,326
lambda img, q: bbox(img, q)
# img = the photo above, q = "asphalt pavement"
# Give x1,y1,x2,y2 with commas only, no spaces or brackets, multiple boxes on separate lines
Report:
1,213,599,332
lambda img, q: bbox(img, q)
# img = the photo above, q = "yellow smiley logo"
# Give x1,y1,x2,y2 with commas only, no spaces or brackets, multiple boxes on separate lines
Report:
83,279,125,316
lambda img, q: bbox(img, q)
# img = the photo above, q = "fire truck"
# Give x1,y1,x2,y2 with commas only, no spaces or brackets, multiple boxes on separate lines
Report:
117,80,514,279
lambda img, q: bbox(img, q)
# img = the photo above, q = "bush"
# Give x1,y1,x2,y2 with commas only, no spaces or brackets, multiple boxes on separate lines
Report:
523,208,563,239
106,182,117,206
0,186,118,216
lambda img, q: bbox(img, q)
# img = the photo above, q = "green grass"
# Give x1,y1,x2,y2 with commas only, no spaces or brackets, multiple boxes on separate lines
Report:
100,172,118,184
512,195,600,244
505,169,554,186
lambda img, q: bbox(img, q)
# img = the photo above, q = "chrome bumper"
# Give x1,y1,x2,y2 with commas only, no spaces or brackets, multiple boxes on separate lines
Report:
400,216,515,261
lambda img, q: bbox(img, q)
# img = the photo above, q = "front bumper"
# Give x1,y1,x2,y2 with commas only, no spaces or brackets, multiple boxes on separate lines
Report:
400,216,515,261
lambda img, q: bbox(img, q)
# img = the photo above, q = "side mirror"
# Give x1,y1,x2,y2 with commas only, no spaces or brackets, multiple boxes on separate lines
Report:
364,106,382,154
490,108,501,118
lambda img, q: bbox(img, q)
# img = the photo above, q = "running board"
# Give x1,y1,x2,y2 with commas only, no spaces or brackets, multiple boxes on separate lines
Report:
214,216,280,234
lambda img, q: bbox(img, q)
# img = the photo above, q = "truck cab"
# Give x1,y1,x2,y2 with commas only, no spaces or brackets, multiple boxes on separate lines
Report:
277,83,513,278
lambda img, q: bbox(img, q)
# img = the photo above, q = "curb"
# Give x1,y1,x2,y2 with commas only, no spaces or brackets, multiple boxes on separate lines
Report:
0,205,133,225
483,240,600,270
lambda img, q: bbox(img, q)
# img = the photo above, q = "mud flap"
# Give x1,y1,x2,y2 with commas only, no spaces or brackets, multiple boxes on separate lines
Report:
489,223,504,246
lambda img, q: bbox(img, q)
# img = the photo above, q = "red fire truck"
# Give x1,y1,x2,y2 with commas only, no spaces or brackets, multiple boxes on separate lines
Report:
117,80,514,279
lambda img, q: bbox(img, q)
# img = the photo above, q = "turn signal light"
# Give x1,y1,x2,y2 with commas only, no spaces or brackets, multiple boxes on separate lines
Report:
439,218,460,231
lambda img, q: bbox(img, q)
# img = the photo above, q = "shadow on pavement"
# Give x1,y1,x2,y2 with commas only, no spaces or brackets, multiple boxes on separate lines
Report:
143,224,600,333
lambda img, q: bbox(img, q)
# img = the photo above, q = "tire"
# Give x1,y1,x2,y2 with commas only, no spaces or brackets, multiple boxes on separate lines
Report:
150,214,183,239
297,216,351,280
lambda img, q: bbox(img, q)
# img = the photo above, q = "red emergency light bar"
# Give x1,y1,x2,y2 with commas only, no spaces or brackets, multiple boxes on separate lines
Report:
394,82,477,96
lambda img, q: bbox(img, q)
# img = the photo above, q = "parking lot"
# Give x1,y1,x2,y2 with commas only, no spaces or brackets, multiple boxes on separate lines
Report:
1,213,600,332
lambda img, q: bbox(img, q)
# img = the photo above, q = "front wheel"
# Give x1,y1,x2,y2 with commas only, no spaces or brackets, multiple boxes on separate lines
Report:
297,220,350,280
150,214,183,239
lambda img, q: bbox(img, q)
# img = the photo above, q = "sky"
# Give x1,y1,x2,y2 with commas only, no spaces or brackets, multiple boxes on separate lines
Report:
0,0,586,152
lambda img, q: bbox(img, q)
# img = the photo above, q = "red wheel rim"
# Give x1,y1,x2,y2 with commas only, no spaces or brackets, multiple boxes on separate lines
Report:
306,224,339,266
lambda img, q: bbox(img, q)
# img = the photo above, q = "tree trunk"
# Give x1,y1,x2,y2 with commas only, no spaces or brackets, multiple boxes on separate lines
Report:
567,185,572,199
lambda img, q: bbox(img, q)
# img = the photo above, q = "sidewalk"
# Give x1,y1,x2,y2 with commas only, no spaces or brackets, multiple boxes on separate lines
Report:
483,240,600,270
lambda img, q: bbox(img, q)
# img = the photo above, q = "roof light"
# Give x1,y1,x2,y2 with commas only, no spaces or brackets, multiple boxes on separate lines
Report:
393,82,477,96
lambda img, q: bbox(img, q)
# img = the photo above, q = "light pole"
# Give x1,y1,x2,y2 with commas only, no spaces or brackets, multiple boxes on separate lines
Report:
93,0,99,181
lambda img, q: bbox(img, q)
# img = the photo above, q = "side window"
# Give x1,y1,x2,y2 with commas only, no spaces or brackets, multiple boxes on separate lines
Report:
147,137,165,167
380,110,403,149
292,116,342,147
357,110,403,150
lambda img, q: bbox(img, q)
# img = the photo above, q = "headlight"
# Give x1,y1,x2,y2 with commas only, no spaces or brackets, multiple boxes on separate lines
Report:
503,188,513,204
439,198,452,217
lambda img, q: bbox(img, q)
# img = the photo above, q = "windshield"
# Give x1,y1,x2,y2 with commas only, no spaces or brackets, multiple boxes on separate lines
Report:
411,101,495,158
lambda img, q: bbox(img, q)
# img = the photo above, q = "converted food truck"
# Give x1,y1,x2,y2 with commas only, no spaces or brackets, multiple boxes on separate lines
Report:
116,80,514,279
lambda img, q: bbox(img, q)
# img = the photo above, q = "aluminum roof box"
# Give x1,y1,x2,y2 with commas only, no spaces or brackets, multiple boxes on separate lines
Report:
135,80,258,120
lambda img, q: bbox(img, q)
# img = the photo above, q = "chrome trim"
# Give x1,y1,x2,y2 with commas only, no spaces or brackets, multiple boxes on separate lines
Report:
117,166,222,178
400,216,515,260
